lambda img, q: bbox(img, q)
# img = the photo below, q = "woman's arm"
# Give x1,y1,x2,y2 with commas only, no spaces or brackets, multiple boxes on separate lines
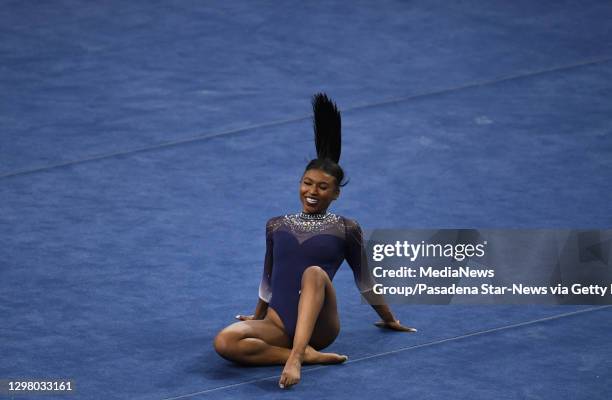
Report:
252,218,275,319
370,302,396,323
362,289,415,331
253,298,269,319
345,218,416,332
371,304,416,332
238,218,275,321
236,298,269,321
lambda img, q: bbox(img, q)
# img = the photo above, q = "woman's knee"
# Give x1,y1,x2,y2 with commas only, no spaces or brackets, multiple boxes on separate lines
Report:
213,328,242,359
302,265,329,287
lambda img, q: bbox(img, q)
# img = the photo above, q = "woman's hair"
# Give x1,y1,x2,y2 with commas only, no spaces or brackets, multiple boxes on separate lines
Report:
304,93,347,187
304,158,347,188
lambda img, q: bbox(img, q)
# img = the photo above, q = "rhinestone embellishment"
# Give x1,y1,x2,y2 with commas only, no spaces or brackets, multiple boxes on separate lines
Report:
283,212,340,233
299,212,328,220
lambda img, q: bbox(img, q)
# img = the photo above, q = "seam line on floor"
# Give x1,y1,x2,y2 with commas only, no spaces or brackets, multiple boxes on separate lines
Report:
2,55,612,181
158,305,611,399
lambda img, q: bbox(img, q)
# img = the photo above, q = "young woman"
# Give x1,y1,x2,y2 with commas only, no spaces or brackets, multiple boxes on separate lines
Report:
213,93,416,389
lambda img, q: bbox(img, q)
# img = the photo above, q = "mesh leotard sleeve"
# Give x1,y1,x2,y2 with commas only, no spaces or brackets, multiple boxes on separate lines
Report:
344,218,377,294
258,218,275,303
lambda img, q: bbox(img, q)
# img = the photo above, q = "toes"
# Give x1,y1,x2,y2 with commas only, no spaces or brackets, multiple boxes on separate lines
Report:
279,375,298,389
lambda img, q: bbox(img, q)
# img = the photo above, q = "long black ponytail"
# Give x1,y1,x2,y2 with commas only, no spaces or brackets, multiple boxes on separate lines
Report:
304,93,347,187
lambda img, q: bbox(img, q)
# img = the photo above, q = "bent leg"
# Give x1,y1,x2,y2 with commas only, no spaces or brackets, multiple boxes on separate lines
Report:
213,305,346,368
213,316,292,365
297,266,341,351
279,266,346,388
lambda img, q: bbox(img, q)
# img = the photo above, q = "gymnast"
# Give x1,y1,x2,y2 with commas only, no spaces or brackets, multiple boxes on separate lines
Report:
213,93,416,389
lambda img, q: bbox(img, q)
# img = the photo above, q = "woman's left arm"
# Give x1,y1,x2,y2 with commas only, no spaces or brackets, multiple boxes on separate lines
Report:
345,218,417,333
370,303,417,332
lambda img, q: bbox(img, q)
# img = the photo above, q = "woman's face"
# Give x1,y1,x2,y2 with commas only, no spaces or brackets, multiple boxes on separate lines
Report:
300,169,339,214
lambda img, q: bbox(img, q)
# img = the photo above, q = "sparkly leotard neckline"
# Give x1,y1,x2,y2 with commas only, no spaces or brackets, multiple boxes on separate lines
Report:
282,212,342,235
298,211,329,220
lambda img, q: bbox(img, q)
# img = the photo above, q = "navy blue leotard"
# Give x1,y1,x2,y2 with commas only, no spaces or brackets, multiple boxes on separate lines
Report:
258,212,375,339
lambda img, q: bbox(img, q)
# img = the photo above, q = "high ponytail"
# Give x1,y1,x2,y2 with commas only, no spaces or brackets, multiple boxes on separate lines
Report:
305,93,347,187
312,93,341,163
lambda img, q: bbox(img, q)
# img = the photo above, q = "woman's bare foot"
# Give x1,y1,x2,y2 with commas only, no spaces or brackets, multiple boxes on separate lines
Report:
303,345,348,364
278,346,348,389
279,352,302,389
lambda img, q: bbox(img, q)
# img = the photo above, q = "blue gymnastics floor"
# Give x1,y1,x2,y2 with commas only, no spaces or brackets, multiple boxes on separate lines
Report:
1,1,611,399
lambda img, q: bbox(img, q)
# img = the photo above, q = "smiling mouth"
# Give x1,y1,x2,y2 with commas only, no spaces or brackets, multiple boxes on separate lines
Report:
305,196,319,205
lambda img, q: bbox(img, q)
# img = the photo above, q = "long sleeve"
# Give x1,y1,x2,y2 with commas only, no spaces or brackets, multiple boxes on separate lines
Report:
258,218,274,303
344,218,377,294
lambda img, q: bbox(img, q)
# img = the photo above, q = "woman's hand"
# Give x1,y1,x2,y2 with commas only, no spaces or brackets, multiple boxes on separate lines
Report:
374,319,417,332
235,314,256,321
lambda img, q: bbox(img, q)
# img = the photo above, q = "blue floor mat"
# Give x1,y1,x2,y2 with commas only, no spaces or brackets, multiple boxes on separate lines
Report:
1,1,611,399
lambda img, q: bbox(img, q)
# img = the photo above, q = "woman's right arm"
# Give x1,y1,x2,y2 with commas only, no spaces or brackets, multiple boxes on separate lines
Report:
240,218,274,321
253,298,269,319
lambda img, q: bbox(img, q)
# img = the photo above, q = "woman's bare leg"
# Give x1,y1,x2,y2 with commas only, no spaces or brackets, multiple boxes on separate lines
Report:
213,306,345,366
279,266,347,388
214,316,292,365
